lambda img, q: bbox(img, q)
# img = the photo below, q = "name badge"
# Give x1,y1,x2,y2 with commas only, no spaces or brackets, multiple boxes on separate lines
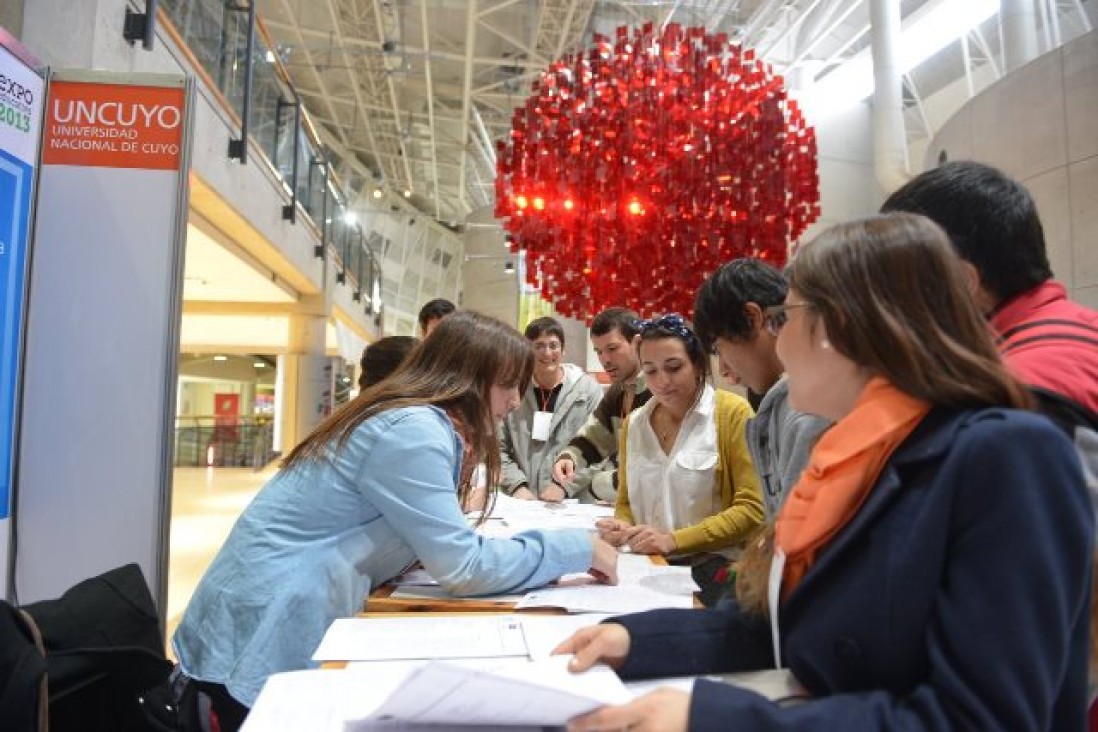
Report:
531,410,553,441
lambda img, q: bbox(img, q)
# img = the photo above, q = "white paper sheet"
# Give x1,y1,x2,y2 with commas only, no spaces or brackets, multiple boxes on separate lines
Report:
516,583,695,613
312,616,527,661
344,656,631,728
514,555,697,614
518,614,612,660
240,670,348,732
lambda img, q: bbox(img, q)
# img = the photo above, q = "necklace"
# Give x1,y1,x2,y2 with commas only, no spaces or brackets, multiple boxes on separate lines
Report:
653,405,682,449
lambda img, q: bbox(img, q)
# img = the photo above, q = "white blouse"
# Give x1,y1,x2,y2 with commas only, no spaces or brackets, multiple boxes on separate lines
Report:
624,383,732,559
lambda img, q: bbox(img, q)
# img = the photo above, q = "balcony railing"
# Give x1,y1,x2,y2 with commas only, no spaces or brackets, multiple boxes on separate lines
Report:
173,415,275,468
159,0,383,321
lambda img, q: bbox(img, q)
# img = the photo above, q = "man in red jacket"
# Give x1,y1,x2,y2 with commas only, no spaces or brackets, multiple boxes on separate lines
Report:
882,160,1098,417
884,165,1098,728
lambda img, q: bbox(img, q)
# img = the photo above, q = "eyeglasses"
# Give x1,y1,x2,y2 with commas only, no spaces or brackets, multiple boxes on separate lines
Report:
763,302,813,335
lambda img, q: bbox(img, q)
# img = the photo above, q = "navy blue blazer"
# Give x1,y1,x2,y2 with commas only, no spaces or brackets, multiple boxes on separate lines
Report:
614,407,1093,730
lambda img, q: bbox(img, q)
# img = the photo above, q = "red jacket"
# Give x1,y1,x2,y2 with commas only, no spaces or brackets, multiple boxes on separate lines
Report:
991,280,1098,414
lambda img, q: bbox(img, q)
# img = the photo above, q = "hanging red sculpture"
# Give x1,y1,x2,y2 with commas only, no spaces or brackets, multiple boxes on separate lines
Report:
494,22,821,321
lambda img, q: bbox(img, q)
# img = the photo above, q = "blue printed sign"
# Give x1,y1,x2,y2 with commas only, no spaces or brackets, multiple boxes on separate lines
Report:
0,43,43,519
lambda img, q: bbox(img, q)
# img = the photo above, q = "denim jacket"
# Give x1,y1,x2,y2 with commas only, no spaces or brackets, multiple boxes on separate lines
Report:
172,406,592,706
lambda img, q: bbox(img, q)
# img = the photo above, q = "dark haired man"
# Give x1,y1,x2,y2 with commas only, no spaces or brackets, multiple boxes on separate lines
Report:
417,298,456,337
693,259,829,517
884,165,1098,721
500,317,602,501
552,308,652,503
358,335,419,390
882,161,1098,418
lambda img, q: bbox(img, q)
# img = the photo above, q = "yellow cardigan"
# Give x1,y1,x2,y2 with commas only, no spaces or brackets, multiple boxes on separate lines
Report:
614,389,763,554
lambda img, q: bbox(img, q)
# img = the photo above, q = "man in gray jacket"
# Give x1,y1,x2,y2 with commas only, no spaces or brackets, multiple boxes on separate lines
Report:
500,317,603,501
693,259,829,518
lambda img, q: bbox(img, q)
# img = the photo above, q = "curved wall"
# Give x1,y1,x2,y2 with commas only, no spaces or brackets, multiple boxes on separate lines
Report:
925,30,1098,309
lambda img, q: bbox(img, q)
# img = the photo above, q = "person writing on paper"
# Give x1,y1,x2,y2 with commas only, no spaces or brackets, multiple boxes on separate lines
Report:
173,311,620,730
555,214,1092,731
499,316,603,501
596,314,763,600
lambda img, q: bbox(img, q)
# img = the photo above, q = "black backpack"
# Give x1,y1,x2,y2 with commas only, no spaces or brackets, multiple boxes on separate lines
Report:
18,563,175,732
0,600,48,732
1029,387,1098,522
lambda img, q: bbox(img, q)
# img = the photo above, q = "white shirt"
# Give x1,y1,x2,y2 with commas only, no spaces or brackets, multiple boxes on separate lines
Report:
624,383,733,559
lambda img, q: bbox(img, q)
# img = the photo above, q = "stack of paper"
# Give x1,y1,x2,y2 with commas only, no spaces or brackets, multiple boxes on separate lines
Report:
342,656,631,728
514,554,698,613
242,662,805,731
388,553,699,614
473,494,615,538
312,614,612,663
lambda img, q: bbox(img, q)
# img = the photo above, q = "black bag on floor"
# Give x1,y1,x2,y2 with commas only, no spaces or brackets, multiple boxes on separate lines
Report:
0,600,48,731
21,563,173,732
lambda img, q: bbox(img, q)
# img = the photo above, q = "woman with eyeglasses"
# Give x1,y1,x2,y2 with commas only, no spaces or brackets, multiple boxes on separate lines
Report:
557,213,1091,731
595,314,763,604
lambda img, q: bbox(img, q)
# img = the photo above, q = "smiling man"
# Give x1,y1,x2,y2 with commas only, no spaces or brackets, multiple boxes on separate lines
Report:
500,317,603,501
693,259,829,518
553,308,652,503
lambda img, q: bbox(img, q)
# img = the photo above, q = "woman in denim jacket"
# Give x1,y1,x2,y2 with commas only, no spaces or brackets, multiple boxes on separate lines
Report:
173,311,619,729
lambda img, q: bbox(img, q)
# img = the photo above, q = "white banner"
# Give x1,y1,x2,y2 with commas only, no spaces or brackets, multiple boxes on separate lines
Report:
15,70,192,613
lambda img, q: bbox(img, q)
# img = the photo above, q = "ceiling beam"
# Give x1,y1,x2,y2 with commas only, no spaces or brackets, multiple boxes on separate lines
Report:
457,0,478,213
420,0,442,220
323,0,386,183
478,0,527,19
478,16,550,67
262,20,547,68
273,0,350,147
372,0,417,192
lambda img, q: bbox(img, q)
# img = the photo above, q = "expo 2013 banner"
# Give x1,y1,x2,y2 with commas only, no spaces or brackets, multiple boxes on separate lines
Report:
0,31,43,596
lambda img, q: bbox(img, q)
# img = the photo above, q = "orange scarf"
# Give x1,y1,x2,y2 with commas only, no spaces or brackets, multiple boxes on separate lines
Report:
774,377,930,601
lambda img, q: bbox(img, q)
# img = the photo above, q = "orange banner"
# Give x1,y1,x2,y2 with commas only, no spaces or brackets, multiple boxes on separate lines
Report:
42,81,184,170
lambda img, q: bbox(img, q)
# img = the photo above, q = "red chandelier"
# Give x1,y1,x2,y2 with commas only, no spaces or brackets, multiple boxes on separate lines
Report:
495,22,820,321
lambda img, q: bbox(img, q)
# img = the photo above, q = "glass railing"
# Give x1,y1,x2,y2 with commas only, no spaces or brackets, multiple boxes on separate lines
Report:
160,0,383,321
173,416,275,468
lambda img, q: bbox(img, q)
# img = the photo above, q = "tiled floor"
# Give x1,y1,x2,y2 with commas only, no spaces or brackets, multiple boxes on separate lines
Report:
166,464,277,654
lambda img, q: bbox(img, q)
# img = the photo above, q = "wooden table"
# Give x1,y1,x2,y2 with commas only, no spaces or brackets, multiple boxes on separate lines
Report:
365,584,559,613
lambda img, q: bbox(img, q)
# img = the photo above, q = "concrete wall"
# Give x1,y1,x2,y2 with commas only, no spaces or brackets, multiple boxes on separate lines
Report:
925,30,1098,309
799,101,879,244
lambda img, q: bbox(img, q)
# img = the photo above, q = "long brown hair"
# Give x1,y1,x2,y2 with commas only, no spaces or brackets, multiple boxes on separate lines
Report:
736,213,1030,616
789,212,1030,410
282,310,535,509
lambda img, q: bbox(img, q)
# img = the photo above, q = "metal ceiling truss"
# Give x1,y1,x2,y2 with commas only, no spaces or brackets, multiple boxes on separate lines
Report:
255,0,1096,335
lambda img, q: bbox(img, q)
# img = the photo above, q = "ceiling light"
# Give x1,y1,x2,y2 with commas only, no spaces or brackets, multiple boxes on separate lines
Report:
213,355,228,362
372,189,383,199
253,361,267,368
403,189,412,198
343,211,357,225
